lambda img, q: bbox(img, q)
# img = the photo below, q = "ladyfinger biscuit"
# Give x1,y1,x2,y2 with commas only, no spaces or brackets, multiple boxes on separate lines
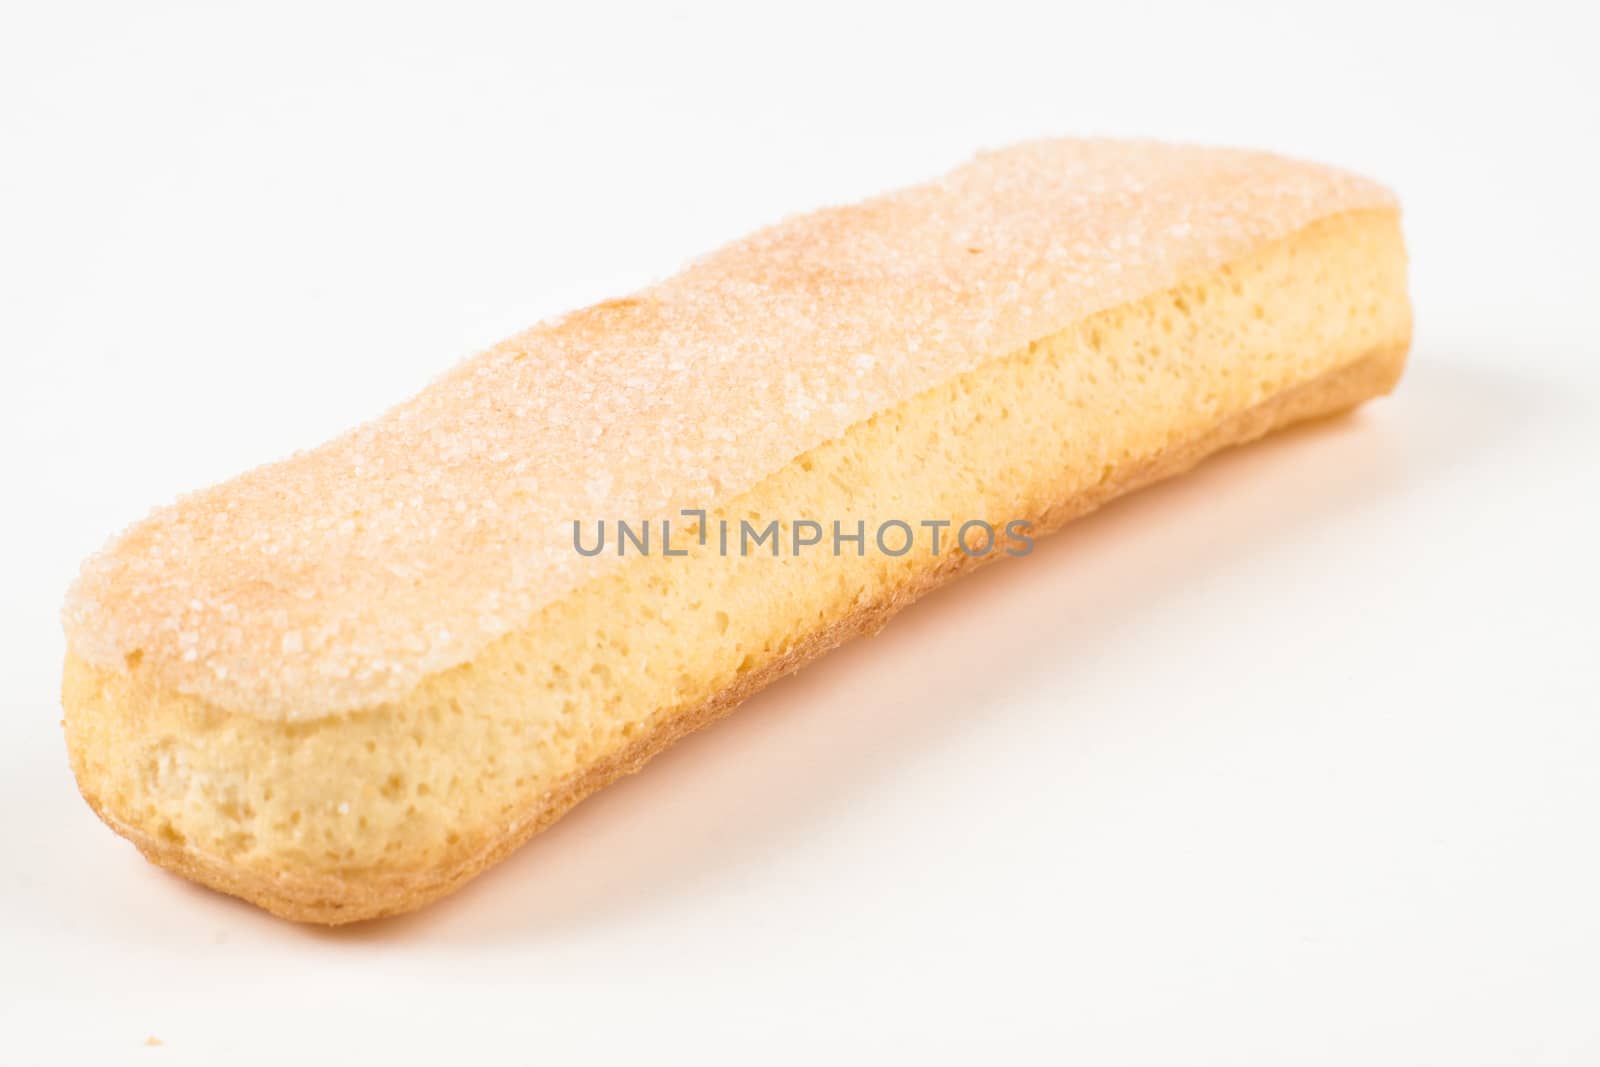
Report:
61,139,1412,922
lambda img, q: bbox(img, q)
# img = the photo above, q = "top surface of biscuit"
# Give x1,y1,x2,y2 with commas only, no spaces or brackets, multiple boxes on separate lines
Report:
63,139,1395,720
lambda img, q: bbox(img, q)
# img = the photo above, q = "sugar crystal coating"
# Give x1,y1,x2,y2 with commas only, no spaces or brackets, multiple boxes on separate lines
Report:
62,139,1395,720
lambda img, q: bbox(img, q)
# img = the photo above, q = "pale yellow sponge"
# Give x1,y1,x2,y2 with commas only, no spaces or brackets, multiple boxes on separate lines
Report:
61,140,1411,922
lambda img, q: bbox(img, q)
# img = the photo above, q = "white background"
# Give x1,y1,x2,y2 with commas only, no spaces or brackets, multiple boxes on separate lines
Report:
3,1,1597,1063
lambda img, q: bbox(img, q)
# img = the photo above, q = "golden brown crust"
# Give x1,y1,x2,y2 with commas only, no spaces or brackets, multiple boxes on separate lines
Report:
68,340,1406,924
62,140,1398,722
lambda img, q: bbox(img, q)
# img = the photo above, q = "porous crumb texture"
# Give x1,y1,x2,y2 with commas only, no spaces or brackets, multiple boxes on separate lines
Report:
62,207,1411,922
63,140,1396,721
